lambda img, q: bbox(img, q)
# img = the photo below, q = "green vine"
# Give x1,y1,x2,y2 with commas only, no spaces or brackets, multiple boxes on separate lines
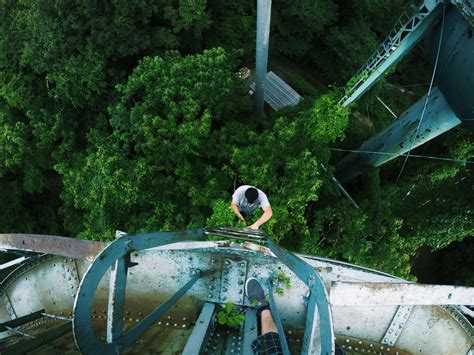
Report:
216,301,245,328
274,269,292,296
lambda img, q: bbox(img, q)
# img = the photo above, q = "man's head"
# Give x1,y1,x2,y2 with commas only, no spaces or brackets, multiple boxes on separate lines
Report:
245,187,259,204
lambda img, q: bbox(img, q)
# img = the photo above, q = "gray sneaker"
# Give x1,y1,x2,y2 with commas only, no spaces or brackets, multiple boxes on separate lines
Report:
245,278,269,312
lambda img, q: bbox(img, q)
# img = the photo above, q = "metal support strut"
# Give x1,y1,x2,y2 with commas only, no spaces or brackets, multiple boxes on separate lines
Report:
72,227,333,354
72,229,205,354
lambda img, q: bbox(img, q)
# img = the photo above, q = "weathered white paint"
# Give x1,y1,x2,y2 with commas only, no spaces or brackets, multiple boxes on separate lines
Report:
329,282,474,306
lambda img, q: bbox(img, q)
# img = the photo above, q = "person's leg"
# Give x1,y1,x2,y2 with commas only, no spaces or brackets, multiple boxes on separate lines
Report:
260,309,278,334
246,278,283,354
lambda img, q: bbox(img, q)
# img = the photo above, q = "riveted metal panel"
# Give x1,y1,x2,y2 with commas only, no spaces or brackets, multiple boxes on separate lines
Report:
395,305,473,354
329,282,474,306
0,238,472,354
331,305,399,341
381,305,414,346
219,258,247,304
3,256,79,316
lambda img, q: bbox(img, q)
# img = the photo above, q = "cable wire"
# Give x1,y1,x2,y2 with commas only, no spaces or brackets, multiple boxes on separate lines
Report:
330,147,474,165
395,3,447,183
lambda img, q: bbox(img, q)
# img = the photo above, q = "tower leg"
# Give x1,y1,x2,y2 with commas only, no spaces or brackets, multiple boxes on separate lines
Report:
255,0,272,117
335,86,461,182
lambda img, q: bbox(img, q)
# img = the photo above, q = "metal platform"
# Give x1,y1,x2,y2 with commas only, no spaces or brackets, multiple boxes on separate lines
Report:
250,71,301,111
0,229,472,354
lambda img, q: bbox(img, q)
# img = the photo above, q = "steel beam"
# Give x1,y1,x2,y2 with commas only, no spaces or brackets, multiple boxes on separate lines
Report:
106,256,128,342
381,305,414,346
182,302,216,355
335,86,461,182
0,234,106,261
3,322,72,355
341,0,444,107
424,5,474,132
328,282,474,306
242,308,258,354
255,0,272,117
119,271,201,349
267,286,291,355
0,257,27,270
267,240,334,355
0,309,44,331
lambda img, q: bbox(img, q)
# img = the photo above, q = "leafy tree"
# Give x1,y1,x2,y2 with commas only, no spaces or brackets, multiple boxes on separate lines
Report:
271,0,338,58
58,48,248,240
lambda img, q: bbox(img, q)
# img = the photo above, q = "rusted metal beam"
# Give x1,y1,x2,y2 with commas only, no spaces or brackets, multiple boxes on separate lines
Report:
2,322,72,355
0,309,45,331
0,234,107,261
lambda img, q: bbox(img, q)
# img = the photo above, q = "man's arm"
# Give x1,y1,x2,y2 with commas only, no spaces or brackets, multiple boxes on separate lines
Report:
248,206,273,230
230,202,246,224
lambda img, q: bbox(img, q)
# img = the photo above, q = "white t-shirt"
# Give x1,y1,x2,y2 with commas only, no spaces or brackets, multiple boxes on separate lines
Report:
232,185,270,214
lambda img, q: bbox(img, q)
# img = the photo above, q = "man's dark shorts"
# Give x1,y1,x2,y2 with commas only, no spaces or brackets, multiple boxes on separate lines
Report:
251,332,283,354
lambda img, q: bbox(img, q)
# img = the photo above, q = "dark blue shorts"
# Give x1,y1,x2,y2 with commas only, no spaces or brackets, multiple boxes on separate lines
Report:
251,332,283,354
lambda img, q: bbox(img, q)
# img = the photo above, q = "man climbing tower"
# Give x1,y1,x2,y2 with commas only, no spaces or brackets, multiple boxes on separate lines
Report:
230,185,273,230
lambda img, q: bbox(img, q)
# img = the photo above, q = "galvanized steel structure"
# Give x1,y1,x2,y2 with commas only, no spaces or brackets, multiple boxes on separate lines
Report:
0,229,472,354
336,0,474,181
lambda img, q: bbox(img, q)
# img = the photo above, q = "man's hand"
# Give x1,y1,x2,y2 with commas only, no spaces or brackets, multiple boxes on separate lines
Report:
230,202,246,225
246,206,273,230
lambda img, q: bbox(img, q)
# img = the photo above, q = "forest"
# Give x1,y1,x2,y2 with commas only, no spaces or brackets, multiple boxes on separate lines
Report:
0,0,472,284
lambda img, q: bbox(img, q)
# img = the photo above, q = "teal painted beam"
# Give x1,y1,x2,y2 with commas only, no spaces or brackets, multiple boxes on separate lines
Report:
341,0,444,107
425,5,474,132
335,87,461,182
255,0,272,117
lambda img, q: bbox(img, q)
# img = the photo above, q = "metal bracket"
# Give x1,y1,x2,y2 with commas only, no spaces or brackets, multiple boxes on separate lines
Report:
2,292,17,319
62,259,80,298
381,305,414,346
219,259,247,305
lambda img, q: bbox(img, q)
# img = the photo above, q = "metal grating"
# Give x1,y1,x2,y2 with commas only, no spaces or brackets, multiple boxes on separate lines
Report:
250,71,301,111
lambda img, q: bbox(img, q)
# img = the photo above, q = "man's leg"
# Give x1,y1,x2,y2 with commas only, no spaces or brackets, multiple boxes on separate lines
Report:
260,309,278,334
245,278,283,354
